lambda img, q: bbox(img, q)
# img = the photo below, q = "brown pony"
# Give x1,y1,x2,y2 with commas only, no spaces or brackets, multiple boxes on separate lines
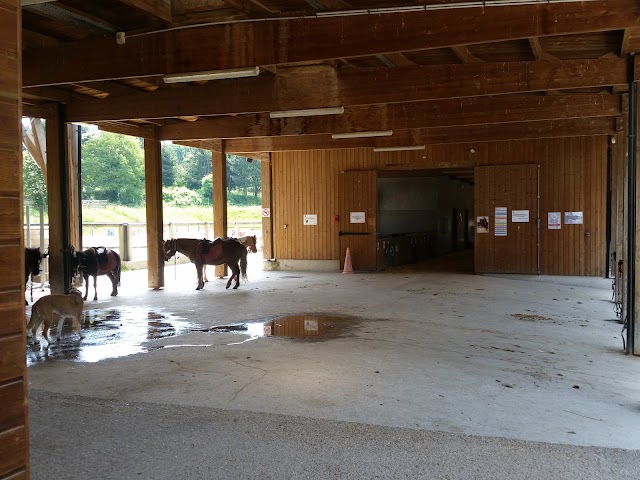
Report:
70,246,121,301
203,235,257,283
162,237,248,290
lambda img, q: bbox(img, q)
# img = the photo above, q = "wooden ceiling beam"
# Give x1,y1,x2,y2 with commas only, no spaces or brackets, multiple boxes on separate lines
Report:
529,37,558,61
23,0,640,86
119,0,172,23
173,139,223,152
159,94,621,141
621,27,640,56
95,121,157,139
223,117,616,153
451,46,483,63
66,59,630,122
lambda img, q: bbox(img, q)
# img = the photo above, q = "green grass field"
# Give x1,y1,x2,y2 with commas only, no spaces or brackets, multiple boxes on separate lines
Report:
27,205,262,224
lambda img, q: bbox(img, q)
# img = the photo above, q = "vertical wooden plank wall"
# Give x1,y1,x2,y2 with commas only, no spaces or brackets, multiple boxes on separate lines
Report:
272,136,607,275
0,1,29,477
474,164,538,274
261,156,273,260
338,170,378,271
272,146,473,261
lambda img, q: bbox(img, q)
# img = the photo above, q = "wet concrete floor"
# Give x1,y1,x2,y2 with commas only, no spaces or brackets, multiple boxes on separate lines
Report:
24,253,640,479
26,307,359,365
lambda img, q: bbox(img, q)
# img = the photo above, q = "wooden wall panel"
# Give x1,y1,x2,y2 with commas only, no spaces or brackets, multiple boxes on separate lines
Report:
338,170,377,271
474,165,538,274
0,2,28,478
272,137,606,276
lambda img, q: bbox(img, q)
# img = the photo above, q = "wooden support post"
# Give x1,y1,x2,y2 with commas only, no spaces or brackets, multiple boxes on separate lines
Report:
66,124,81,253
634,76,640,355
213,150,227,278
45,104,70,294
261,154,274,261
144,138,164,289
0,2,30,476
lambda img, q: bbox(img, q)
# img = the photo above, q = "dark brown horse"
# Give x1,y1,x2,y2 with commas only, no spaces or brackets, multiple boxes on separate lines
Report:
203,235,257,283
25,247,48,305
70,246,121,301
162,238,248,290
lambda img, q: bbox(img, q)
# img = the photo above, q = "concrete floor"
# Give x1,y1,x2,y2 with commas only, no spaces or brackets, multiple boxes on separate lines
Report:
27,252,640,479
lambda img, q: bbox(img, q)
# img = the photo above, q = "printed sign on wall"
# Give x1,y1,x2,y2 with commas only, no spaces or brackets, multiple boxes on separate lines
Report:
477,216,489,233
303,214,318,225
350,211,366,223
511,210,529,223
548,212,561,229
494,207,507,236
564,212,583,225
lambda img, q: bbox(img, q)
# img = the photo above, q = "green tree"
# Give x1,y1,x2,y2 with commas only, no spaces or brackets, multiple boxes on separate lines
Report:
22,151,47,208
227,155,261,197
200,174,212,204
163,186,201,207
82,132,145,205
161,141,178,187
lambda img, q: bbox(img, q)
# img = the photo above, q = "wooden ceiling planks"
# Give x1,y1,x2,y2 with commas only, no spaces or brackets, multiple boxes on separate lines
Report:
18,0,640,151
22,1,640,87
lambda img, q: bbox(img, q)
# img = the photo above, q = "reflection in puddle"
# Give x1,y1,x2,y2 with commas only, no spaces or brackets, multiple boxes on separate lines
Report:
209,315,357,344
26,306,195,366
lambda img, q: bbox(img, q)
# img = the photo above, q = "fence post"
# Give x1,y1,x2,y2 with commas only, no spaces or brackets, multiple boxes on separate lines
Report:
235,221,239,237
168,222,174,239
204,221,209,239
119,223,131,261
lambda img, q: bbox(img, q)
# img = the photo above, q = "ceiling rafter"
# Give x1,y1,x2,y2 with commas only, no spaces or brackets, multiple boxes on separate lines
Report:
220,117,616,153
621,27,640,56
119,0,172,23
65,59,631,123
451,46,484,63
158,94,621,141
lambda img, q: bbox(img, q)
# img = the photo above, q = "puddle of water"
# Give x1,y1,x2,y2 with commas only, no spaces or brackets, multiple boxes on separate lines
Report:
26,306,195,366
208,314,357,344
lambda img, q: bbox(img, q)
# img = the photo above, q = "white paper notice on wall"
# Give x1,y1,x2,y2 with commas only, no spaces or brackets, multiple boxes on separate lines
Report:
303,214,318,225
350,211,366,223
494,207,507,236
511,210,529,223
548,212,561,230
564,212,583,225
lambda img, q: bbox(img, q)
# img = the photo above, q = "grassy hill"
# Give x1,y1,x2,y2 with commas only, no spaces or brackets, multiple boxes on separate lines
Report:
28,204,262,224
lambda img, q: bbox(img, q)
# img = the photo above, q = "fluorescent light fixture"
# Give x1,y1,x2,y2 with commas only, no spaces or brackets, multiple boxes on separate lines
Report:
332,130,393,139
163,66,260,83
269,107,344,119
373,145,426,152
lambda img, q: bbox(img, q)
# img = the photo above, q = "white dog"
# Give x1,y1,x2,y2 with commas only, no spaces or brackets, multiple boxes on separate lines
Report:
27,289,85,346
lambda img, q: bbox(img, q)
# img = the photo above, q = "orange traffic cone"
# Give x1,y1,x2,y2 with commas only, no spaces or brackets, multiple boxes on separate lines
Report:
342,247,353,274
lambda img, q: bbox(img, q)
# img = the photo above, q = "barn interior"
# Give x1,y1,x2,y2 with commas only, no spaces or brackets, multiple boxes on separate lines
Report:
2,0,640,478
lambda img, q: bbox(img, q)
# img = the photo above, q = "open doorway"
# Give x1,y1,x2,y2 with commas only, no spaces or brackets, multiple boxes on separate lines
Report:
377,169,474,272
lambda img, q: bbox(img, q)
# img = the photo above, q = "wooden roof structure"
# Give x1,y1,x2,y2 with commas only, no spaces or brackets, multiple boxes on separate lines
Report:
20,0,640,154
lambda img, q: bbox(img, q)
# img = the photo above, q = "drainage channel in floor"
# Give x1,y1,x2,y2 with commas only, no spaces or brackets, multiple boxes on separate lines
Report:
26,306,196,366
